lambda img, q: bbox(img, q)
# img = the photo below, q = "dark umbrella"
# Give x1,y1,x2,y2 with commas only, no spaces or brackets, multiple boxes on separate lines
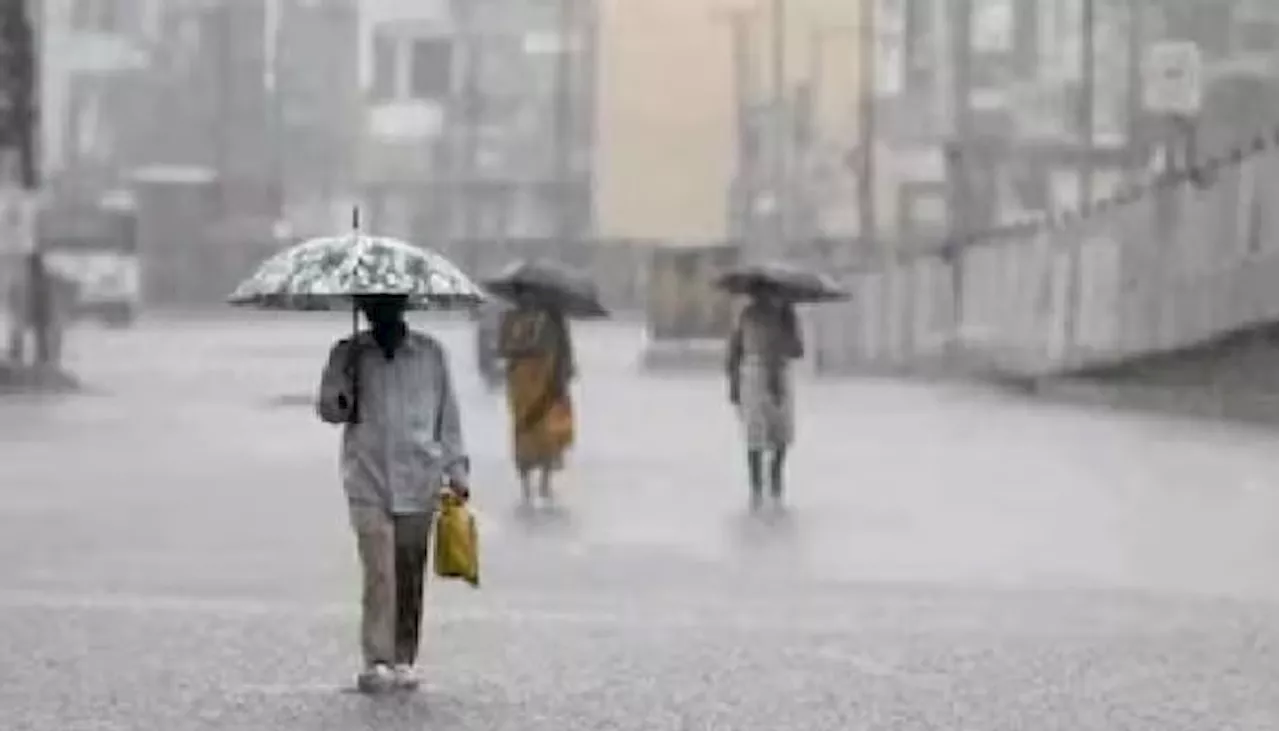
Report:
714,261,849,303
483,259,609,318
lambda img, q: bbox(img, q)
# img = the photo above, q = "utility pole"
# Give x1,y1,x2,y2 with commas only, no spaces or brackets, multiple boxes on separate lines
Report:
946,0,974,234
551,0,577,243
856,0,877,252
946,0,974,352
806,29,825,247
808,24,858,248
1078,0,1096,209
768,0,787,259
1125,0,1145,177
1,0,46,367
714,8,754,245
1063,0,1097,355
455,0,481,245
264,0,284,230
578,0,599,239
0,0,37,190
213,1,232,219
807,30,823,126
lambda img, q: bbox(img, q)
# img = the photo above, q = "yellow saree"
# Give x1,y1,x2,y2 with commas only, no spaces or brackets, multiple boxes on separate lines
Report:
499,308,575,471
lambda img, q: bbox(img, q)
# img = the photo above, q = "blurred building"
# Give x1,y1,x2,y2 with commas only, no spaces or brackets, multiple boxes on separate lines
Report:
355,0,865,246
133,0,361,229
353,0,449,239
597,0,863,244
274,0,361,235
108,0,364,306
871,0,1278,240
355,0,595,244
36,0,160,202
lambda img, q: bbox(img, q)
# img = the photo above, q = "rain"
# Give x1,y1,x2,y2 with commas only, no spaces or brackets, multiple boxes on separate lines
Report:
0,0,1276,729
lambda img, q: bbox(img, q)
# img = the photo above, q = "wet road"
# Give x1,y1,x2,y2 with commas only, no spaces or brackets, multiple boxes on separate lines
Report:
0,313,1275,730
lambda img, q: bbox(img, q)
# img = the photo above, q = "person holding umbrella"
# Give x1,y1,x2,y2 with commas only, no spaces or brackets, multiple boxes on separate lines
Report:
718,262,848,513
228,217,486,693
316,294,471,693
484,259,607,510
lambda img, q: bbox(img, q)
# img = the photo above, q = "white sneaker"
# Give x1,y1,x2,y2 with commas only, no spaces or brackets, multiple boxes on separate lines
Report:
393,664,421,691
356,663,395,694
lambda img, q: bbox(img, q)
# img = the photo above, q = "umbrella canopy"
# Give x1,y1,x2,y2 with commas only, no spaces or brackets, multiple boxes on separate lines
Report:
714,261,849,303
227,233,486,311
482,258,608,318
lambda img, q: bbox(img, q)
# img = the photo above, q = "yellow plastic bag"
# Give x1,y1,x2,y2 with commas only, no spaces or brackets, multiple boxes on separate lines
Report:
434,494,480,587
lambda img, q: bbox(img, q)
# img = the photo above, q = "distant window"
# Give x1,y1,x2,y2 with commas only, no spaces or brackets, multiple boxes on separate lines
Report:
368,29,453,102
408,37,453,100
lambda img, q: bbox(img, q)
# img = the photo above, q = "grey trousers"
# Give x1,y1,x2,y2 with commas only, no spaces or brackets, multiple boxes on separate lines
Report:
349,506,434,668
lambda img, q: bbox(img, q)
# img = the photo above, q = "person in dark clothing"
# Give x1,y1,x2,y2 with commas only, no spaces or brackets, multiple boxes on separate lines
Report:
726,286,803,512
6,251,74,369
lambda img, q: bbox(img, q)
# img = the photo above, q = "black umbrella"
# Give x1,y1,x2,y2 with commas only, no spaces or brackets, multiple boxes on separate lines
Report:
714,261,850,303
483,259,609,318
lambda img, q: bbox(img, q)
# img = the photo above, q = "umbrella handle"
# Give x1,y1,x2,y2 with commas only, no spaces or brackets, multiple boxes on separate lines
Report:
349,203,363,426
348,303,361,424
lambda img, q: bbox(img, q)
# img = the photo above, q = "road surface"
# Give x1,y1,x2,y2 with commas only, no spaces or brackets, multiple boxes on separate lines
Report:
0,313,1274,730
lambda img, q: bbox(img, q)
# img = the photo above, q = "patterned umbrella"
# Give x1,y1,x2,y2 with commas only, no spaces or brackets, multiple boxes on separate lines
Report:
227,232,486,311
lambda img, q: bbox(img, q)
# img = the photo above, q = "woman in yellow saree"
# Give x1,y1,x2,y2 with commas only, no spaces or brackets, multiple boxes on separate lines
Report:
498,288,576,507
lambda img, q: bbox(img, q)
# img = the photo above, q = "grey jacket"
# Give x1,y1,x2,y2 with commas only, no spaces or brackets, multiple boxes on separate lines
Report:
316,329,469,514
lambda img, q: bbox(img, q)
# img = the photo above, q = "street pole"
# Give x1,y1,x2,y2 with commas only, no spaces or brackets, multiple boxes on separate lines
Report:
265,0,284,230
1079,0,1096,210
732,11,751,243
946,0,973,355
552,0,576,243
808,30,823,129
3,0,38,192
455,0,481,246
856,0,877,253
715,8,754,246
1125,0,1145,178
578,0,599,239
215,1,232,219
807,28,824,249
0,0,38,191
1,0,47,368
1063,0,1097,356
769,0,787,259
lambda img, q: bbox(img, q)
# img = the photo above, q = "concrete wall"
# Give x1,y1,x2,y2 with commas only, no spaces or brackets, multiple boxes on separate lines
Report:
807,131,1279,378
594,0,736,243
